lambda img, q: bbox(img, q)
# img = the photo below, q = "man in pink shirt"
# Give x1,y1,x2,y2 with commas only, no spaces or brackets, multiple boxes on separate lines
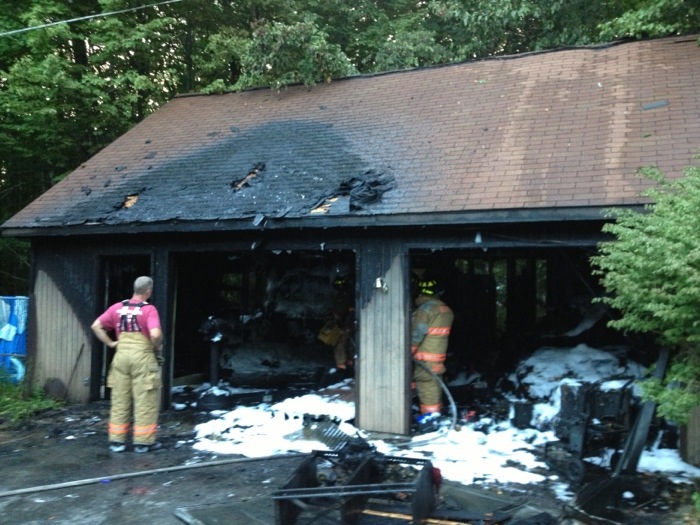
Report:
91,276,164,453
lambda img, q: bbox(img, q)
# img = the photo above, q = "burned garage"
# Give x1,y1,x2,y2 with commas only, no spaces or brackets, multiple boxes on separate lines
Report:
2,35,699,437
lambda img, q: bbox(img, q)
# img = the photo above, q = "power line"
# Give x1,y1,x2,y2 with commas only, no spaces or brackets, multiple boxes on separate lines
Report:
0,0,185,37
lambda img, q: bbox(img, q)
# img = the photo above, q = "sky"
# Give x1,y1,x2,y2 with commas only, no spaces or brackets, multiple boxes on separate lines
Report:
176,343,700,503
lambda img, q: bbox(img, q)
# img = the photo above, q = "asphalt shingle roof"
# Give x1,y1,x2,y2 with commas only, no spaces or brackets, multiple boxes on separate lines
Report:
4,35,700,234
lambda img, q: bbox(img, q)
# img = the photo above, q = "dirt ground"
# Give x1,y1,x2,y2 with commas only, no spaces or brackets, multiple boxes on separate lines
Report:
0,401,697,525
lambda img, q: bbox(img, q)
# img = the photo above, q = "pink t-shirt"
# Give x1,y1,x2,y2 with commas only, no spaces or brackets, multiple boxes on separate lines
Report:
98,300,161,338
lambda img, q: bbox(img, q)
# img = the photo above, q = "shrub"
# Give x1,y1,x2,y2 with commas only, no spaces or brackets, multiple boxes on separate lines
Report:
591,158,700,425
0,370,62,423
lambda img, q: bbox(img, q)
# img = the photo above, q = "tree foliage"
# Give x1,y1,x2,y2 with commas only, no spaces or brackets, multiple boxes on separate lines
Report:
591,159,700,424
0,0,698,294
599,0,700,40
234,19,357,92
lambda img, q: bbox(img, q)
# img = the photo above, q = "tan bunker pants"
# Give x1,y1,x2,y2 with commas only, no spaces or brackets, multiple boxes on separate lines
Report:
107,332,162,445
413,364,443,414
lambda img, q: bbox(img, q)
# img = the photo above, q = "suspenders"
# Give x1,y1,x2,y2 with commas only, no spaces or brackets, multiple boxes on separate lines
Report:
118,300,146,333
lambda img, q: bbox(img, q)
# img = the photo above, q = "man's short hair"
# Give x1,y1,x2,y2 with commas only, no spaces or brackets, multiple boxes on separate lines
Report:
134,276,153,295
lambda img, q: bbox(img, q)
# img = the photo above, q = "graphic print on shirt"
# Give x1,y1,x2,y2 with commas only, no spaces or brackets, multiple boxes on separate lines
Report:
118,301,146,333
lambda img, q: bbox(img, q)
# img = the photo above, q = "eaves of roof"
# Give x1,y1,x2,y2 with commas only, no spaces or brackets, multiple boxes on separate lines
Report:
0,204,642,238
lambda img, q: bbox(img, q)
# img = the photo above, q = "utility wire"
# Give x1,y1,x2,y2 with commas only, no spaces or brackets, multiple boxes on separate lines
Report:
0,0,185,37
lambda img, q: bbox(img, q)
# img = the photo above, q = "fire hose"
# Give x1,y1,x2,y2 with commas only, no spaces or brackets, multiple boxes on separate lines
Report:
413,358,458,431
0,453,307,498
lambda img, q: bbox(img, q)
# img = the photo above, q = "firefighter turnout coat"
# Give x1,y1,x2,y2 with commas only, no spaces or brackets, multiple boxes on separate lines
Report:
411,295,454,414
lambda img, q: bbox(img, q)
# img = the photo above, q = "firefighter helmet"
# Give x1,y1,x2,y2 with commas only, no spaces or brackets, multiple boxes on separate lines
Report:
418,279,438,296
333,275,349,290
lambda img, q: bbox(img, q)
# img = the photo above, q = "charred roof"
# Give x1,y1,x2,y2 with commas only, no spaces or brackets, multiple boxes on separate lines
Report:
4,35,700,236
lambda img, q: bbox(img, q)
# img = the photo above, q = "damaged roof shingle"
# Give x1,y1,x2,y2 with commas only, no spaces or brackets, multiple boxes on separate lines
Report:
231,162,266,191
313,170,397,213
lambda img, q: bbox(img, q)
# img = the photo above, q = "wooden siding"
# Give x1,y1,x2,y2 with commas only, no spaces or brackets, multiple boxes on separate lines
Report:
33,269,92,402
356,239,410,434
680,406,700,467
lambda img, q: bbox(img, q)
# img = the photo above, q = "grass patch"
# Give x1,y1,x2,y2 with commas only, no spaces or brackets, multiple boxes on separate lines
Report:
0,370,62,424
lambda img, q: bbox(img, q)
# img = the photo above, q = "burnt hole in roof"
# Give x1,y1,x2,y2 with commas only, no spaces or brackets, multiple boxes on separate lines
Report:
81,186,91,196
231,162,266,191
311,195,350,215
342,170,396,206
312,169,397,213
114,187,146,210
123,195,138,208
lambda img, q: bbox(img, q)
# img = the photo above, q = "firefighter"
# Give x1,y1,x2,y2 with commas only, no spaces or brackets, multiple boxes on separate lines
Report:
91,276,164,453
411,278,454,424
330,274,355,374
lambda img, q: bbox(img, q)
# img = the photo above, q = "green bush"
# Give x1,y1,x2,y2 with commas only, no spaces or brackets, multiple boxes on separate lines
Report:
0,370,62,423
591,157,700,425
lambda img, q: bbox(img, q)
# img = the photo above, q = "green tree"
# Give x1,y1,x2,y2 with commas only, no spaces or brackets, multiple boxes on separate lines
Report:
599,0,700,40
0,0,184,212
299,1,451,73
234,19,357,91
591,157,700,424
1,0,185,294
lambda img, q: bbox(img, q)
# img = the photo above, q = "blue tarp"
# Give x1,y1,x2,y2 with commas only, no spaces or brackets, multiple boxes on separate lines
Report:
0,296,28,382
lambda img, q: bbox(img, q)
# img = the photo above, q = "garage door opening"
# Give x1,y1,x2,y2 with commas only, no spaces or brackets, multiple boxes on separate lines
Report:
409,247,628,384
172,250,356,391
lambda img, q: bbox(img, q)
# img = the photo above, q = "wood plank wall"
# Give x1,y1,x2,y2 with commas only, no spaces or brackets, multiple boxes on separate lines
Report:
356,239,410,434
33,268,92,402
680,406,700,466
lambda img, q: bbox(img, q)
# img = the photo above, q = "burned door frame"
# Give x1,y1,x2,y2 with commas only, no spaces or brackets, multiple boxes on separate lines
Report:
354,237,551,436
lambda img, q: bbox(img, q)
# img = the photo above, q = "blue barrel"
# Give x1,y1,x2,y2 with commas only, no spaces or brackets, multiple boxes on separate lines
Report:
0,296,28,383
